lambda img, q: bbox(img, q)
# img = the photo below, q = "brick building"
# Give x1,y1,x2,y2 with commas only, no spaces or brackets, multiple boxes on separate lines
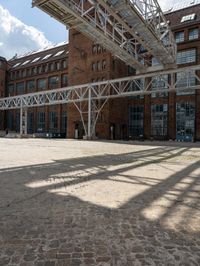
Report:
2,42,69,136
0,56,7,131
1,2,200,141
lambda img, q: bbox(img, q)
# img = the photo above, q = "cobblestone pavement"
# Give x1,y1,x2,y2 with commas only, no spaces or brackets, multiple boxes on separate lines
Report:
0,139,200,266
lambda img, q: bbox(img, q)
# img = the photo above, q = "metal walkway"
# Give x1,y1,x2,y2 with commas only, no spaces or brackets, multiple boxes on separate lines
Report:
1,65,199,137
32,0,176,72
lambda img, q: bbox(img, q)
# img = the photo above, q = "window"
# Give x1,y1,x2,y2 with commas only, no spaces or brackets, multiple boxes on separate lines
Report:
61,111,67,135
16,71,21,79
97,45,102,54
7,111,14,130
129,79,144,99
53,50,65,57
128,66,135,75
21,60,30,66
31,67,37,75
49,63,54,71
37,66,42,74
152,58,160,66
38,79,46,90
151,104,168,137
12,63,21,68
27,69,31,77
176,71,196,95
176,102,195,142
16,82,24,95
27,112,34,134
62,74,68,86
49,76,59,89
181,14,196,23
49,111,58,133
43,64,48,72
151,75,168,98
16,111,20,132
55,62,60,70
175,31,184,43
7,84,14,95
102,60,106,70
92,62,96,71
189,28,199,40
177,49,196,64
92,44,97,54
31,57,40,63
22,70,26,78
37,112,45,132
129,106,144,139
27,80,35,91
10,72,15,80
97,61,101,71
62,60,67,69
42,54,52,60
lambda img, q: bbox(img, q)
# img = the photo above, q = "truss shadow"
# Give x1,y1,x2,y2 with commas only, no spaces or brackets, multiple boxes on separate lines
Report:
0,144,200,265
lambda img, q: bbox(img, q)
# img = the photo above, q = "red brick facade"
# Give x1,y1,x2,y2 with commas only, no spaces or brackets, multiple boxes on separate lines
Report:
0,57,6,130
1,4,200,141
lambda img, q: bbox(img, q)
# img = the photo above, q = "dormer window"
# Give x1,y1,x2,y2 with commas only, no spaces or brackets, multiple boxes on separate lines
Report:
181,14,196,23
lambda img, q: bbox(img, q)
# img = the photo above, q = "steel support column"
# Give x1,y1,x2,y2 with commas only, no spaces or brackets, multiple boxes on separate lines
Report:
20,107,27,135
87,87,92,139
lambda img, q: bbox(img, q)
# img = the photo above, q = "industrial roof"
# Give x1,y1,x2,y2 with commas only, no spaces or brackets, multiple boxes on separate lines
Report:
9,41,68,61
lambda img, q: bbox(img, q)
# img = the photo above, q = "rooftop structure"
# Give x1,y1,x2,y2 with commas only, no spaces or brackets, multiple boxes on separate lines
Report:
32,0,177,72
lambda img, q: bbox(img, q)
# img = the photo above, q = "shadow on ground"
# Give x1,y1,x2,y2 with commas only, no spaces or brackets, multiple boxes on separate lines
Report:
0,144,200,266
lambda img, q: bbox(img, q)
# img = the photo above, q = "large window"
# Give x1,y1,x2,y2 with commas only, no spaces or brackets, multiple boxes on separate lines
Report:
151,104,168,137
7,84,14,95
49,111,58,133
128,106,144,139
61,111,67,135
176,102,195,142
129,79,144,99
189,28,199,40
16,111,20,132
62,60,67,69
27,80,35,92
16,82,24,95
175,31,184,43
151,75,168,98
7,111,14,130
37,112,45,132
38,79,46,90
49,76,59,89
176,71,196,95
27,112,34,134
62,74,68,87
177,49,196,65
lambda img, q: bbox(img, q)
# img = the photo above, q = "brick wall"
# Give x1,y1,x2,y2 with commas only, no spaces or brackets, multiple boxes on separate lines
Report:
67,29,128,139
0,58,6,130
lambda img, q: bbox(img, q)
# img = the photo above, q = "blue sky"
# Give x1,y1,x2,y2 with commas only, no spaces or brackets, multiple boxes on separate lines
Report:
0,0,67,44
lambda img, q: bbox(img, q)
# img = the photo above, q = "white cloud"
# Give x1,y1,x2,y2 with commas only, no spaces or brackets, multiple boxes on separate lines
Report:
158,0,180,10
0,5,52,60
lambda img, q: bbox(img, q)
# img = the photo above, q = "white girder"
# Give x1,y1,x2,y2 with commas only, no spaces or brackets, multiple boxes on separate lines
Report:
32,0,176,71
1,65,200,138
1,65,200,111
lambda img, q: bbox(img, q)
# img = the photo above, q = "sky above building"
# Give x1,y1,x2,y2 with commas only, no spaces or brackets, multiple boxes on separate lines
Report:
0,0,186,59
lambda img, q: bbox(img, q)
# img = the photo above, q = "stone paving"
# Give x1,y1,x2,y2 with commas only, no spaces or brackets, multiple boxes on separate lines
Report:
0,139,200,266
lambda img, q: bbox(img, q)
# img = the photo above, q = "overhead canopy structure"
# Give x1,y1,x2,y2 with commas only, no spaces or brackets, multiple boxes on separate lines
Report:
1,65,199,137
32,0,177,72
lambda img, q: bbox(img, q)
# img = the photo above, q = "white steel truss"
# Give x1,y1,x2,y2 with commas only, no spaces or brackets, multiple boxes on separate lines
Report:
32,0,176,71
1,65,200,138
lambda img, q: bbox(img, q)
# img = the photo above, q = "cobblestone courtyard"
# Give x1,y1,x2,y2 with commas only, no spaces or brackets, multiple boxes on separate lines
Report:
0,139,200,266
